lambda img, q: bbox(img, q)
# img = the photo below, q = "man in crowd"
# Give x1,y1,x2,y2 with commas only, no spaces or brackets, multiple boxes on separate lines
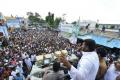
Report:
104,59,120,80
24,57,32,72
60,39,99,80
31,53,36,65
119,28,120,37
96,47,107,80
102,26,105,32
43,61,64,80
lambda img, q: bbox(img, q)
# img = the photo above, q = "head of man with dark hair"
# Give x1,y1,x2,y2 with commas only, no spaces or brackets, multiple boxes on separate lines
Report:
53,61,60,72
43,61,64,80
81,39,96,52
96,47,107,58
77,38,83,45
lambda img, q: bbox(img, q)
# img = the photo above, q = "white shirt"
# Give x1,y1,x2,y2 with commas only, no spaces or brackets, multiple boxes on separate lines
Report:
21,53,26,59
9,76,14,80
69,51,99,80
16,65,23,74
11,71,17,77
22,53,29,59
31,54,36,61
25,58,32,68
104,64,120,80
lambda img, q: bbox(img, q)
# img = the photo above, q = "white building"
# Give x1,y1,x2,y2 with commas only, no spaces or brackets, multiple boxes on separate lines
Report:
79,20,97,30
58,21,74,33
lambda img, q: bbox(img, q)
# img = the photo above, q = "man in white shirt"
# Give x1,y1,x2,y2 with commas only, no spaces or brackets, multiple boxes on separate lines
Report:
9,76,14,80
21,52,27,59
11,67,17,78
104,59,120,80
16,63,23,75
60,39,99,80
31,53,36,65
24,57,32,71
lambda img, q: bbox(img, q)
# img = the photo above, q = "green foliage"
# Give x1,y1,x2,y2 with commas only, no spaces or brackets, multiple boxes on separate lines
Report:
45,12,61,28
54,18,61,28
27,12,61,28
110,25,115,29
28,15,40,23
35,12,40,18
45,12,54,27
27,12,46,26
95,23,99,29
72,21,77,25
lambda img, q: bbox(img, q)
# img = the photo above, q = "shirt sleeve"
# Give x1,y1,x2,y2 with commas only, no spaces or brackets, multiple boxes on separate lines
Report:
69,58,93,80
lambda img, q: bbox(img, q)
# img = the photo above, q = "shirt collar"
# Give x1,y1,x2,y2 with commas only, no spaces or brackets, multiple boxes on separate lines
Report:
82,51,96,56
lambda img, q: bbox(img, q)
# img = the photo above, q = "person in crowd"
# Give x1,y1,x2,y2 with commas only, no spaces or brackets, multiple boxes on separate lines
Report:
24,57,32,72
9,75,14,80
104,59,120,80
96,47,107,80
86,24,90,33
14,73,23,80
75,38,84,59
102,26,105,32
11,67,17,77
60,39,99,80
0,67,4,79
2,66,11,79
31,53,36,65
16,62,24,76
116,75,120,80
119,28,120,37
10,58,17,66
43,61,64,80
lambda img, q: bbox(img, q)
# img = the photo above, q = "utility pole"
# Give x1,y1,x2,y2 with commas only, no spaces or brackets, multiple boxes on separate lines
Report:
62,14,66,23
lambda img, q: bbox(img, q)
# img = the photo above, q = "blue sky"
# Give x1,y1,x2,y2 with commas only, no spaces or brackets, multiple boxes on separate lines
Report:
0,0,120,24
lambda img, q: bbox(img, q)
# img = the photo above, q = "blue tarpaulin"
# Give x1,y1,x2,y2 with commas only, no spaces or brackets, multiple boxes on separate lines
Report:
78,34,120,48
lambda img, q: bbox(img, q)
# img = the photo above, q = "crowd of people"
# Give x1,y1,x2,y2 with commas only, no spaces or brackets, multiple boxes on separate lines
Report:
0,28,119,80
0,28,74,80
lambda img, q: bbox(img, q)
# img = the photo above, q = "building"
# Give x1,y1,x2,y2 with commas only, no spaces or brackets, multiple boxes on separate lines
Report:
0,14,9,38
7,19,21,28
79,20,97,30
58,22,74,33
59,21,80,34
98,23,120,30
6,16,27,29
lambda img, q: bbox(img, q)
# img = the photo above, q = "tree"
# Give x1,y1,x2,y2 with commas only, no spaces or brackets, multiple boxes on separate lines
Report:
72,21,77,25
28,15,40,25
110,25,115,29
45,12,61,28
54,17,61,28
45,12,55,27
95,23,99,29
27,12,46,26
35,12,40,18
27,12,33,16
